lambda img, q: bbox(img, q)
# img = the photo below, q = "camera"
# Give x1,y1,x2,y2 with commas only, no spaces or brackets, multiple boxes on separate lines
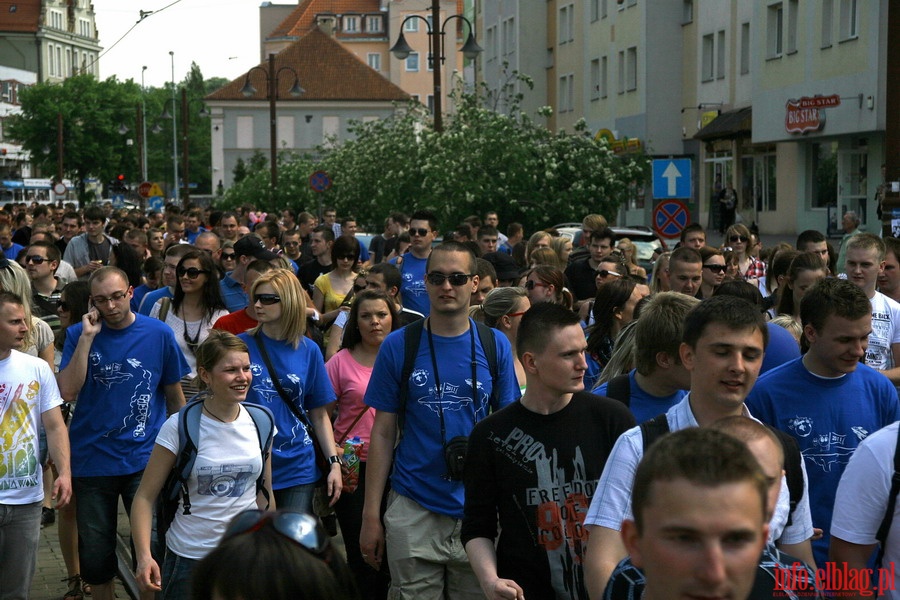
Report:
443,436,469,481
197,464,253,497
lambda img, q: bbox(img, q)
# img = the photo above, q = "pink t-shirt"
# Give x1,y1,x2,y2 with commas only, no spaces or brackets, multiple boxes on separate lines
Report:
325,349,375,462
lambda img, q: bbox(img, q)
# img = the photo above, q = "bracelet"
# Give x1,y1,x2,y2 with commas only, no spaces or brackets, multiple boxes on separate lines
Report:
327,455,341,466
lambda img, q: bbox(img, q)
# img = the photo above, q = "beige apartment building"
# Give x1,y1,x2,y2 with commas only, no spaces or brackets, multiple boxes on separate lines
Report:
477,0,889,238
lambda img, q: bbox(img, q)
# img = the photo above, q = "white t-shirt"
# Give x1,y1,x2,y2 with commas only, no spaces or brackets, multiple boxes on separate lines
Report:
867,292,900,371
0,350,63,504
155,405,264,559
150,301,229,377
832,420,900,600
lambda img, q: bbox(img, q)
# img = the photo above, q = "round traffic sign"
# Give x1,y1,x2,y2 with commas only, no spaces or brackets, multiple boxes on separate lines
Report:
309,171,332,193
138,181,152,199
53,182,67,196
653,199,690,239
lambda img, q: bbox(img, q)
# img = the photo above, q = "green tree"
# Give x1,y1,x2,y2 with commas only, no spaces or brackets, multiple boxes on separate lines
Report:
7,75,141,203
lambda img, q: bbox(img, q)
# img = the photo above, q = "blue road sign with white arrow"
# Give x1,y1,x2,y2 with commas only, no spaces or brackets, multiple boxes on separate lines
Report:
652,158,692,199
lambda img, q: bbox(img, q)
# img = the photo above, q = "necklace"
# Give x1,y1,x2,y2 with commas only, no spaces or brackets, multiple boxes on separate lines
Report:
182,313,202,353
203,401,237,423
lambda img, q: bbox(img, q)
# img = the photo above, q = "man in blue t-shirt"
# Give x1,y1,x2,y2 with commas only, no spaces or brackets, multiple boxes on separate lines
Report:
390,209,437,317
58,267,189,600
594,292,697,422
747,277,900,567
361,241,520,599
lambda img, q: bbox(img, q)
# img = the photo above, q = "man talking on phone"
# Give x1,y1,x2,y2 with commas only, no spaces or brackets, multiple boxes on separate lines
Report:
57,267,189,600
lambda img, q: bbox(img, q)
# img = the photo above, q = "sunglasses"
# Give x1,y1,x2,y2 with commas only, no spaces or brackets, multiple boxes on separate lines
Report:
410,227,430,237
223,509,331,561
25,255,50,264
254,293,281,305
337,254,356,261
524,280,548,290
177,267,210,279
729,235,749,243
703,264,727,274
595,269,622,278
221,252,237,260
57,300,69,311
425,272,472,286
506,310,527,318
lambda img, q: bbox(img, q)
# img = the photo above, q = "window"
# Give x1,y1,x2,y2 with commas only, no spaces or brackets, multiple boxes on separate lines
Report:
590,59,600,100
716,30,726,79
682,0,693,24
50,10,63,29
427,95,435,115
403,17,418,32
486,26,497,60
78,18,91,37
56,46,62,76
277,115,294,149
822,0,834,47
366,16,382,33
601,56,608,98
626,47,637,91
787,0,798,52
502,17,515,55
236,116,253,149
602,0,608,18
839,0,858,40
617,50,625,94
405,52,419,72
559,74,574,112
367,53,381,71
48,46,55,77
559,4,574,44
343,16,359,32
322,116,339,148
701,34,714,81
740,23,751,74
591,0,599,22
627,0,637,6
767,3,784,58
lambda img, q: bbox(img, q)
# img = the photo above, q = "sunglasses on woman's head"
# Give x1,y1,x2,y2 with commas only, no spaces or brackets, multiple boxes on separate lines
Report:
223,509,332,562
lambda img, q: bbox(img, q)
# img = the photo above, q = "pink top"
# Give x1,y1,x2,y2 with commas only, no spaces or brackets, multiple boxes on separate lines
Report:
325,349,375,462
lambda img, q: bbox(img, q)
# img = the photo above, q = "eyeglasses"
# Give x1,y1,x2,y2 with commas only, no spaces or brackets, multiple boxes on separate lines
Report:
177,267,210,279
729,235,749,243
254,293,281,305
425,272,473,286
221,252,237,261
703,264,727,274
25,255,50,264
506,310,527,318
223,509,331,561
524,280,548,290
57,300,69,311
595,269,622,279
410,228,430,237
91,290,128,306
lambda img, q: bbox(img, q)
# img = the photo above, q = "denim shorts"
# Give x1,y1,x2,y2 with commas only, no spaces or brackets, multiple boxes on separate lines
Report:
73,472,143,585
162,551,198,600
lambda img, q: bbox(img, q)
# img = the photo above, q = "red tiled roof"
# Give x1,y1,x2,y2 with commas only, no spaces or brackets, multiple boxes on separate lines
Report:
0,0,41,33
268,0,383,39
206,28,409,102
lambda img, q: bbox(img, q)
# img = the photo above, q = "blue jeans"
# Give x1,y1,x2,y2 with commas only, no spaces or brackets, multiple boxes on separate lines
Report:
161,551,198,600
274,482,316,513
73,472,143,585
0,501,42,600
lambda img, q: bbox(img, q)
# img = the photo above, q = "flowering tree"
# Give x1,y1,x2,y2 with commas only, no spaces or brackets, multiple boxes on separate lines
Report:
221,79,649,230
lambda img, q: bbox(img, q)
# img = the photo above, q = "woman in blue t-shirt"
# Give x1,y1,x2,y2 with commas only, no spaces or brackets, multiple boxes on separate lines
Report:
240,269,342,513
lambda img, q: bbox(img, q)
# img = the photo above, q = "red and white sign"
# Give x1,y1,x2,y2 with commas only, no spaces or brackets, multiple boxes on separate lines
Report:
138,181,152,198
786,98,828,134
797,94,841,109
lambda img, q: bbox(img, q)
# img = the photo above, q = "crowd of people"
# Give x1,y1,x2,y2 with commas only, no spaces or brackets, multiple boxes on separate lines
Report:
2,200,900,600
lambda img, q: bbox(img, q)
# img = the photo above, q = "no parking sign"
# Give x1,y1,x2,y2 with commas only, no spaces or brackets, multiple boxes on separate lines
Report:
653,199,689,239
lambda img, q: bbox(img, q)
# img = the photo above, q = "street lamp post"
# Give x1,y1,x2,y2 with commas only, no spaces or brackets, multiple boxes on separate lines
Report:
153,93,209,204
389,0,483,132
241,53,304,200
141,65,148,182
170,51,179,202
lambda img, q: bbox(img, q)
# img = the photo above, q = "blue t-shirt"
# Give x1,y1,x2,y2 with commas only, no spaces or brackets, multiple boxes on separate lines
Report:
594,369,687,424
138,286,173,316
364,320,520,518
761,321,800,375
239,331,335,489
62,314,190,477
131,284,152,312
390,253,429,317
746,357,900,567
3,243,23,261
220,274,248,313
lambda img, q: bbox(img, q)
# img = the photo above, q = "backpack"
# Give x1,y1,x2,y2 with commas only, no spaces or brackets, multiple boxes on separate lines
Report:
397,318,499,436
638,413,805,528
157,398,275,540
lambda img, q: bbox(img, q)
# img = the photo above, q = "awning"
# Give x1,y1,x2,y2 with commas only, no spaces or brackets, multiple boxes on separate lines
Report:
694,107,752,141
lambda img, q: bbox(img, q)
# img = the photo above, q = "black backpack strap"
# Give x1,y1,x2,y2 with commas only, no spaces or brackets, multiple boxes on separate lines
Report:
768,426,804,528
605,374,632,407
639,414,670,452
473,321,498,407
397,319,425,438
875,425,900,569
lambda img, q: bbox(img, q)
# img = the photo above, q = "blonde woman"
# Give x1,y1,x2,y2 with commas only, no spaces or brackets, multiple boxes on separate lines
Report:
616,238,647,280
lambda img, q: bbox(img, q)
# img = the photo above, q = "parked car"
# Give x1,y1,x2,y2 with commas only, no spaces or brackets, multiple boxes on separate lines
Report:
553,223,668,272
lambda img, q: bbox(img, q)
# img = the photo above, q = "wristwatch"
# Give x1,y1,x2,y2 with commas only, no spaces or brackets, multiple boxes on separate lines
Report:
327,455,341,466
